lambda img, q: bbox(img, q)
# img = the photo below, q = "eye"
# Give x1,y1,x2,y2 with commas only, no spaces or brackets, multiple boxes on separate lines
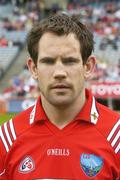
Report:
40,57,55,64
63,57,78,65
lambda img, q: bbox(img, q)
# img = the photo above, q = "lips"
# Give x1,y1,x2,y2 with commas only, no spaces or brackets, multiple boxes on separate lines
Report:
51,84,70,89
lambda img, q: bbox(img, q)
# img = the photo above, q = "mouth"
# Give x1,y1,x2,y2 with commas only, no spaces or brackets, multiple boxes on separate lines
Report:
51,84,70,89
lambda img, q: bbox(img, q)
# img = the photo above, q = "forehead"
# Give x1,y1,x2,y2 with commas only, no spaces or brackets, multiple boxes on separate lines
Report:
38,32,81,57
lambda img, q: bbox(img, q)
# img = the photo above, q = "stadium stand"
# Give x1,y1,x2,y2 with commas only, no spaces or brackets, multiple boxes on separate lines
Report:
0,0,120,112
0,2,28,79
0,46,19,71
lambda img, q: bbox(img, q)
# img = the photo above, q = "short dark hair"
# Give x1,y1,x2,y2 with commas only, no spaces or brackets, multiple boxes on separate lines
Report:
27,13,94,65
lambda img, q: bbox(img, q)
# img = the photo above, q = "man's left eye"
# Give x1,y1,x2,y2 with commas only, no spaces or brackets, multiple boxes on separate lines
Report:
64,58,77,65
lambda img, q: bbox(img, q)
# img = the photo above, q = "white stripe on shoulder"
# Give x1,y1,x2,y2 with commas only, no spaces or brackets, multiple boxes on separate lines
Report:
0,169,6,176
107,119,120,141
0,126,9,152
90,96,99,125
115,143,120,154
9,119,16,140
107,118,120,154
111,131,120,147
0,119,17,153
4,122,12,146
30,102,37,124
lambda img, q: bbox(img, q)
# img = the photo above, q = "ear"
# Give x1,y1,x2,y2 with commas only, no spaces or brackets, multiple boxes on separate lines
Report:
27,57,38,80
84,55,96,80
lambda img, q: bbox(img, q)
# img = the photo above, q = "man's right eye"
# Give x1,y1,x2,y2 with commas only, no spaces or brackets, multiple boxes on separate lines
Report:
40,58,54,64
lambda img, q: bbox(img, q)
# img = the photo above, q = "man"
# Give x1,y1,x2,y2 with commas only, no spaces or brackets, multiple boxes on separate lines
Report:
0,13,120,180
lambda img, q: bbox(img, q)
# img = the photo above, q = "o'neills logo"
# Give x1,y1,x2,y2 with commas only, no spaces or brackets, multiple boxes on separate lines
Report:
47,148,70,156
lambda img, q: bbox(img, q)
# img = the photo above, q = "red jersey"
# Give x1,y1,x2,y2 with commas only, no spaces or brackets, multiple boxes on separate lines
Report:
0,89,120,180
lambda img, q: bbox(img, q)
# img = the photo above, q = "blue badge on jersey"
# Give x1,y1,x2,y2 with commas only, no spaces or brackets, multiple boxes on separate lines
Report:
80,153,103,177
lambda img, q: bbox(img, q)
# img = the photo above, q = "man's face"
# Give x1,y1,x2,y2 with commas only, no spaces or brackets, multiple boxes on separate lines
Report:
29,32,92,107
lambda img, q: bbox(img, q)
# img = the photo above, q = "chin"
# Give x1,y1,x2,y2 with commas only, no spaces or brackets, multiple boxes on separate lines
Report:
49,98,73,107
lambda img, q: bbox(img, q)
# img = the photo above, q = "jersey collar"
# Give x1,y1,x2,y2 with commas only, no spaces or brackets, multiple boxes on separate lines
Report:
29,96,48,125
29,89,99,125
75,89,99,124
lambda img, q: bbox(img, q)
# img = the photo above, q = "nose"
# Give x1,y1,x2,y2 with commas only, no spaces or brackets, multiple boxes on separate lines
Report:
53,61,67,80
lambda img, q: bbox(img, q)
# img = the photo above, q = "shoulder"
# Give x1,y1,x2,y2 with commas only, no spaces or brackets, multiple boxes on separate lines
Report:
0,105,34,154
96,102,120,154
0,105,35,175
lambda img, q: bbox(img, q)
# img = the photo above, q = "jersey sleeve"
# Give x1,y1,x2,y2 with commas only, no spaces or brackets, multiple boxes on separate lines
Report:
107,118,120,178
0,118,17,179
0,126,7,179
116,151,120,178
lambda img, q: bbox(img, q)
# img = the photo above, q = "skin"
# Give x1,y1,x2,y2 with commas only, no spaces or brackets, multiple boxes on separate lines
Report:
27,32,96,128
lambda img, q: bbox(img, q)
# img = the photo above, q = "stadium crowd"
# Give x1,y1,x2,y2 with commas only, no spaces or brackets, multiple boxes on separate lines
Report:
0,0,120,110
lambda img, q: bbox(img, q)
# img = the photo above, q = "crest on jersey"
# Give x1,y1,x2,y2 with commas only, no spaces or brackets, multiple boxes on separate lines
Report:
19,156,35,174
80,153,103,177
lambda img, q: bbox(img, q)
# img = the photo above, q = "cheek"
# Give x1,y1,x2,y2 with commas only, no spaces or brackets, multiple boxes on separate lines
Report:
37,72,49,89
71,67,84,82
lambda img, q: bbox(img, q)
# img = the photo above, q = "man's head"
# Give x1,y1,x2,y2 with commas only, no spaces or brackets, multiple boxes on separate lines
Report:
27,13,94,66
27,13,96,107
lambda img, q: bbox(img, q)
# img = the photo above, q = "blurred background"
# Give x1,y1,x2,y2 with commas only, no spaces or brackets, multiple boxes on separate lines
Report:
0,0,120,123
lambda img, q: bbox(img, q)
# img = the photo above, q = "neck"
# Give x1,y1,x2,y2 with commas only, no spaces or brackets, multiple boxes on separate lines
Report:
41,92,86,129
